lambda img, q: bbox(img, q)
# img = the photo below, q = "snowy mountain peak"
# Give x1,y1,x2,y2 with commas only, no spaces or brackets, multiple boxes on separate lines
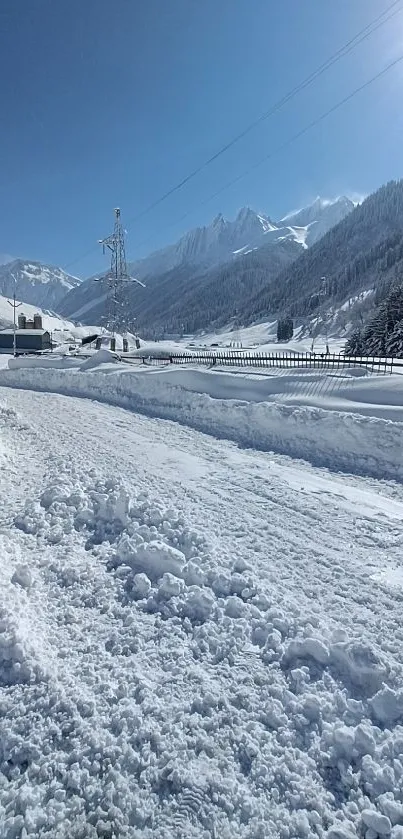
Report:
236,206,256,221
279,196,355,245
0,259,81,311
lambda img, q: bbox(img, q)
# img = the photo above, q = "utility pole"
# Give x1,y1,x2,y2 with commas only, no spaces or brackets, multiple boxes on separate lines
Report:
7,274,22,357
98,208,145,351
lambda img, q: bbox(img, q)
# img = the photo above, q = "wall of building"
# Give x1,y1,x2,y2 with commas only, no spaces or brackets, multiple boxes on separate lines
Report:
0,332,51,352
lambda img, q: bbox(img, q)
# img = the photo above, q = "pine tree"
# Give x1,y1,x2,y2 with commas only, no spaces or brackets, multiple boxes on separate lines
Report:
385,319,403,357
285,317,294,340
363,304,388,356
345,329,364,356
346,283,403,356
277,317,293,342
385,285,403,332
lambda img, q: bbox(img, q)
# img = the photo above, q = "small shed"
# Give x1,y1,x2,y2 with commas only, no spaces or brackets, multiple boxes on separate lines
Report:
0,329,52,353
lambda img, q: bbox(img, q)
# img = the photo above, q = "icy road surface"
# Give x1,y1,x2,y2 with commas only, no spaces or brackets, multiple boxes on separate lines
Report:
1,388,403,839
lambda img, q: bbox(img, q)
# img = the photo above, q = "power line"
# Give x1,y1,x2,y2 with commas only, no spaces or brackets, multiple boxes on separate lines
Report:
124,0,401,227
63,0,402,272
127,51,403,260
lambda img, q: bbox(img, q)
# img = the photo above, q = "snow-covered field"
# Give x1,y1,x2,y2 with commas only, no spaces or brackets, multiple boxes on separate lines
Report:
176,320,347,354
1,356,403,838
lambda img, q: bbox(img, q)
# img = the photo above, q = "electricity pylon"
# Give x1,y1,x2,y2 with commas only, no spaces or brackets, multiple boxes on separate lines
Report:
98,208,145,347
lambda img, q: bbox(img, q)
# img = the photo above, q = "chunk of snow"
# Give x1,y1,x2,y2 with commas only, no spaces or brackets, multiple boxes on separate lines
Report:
158,572,185,599
11,564,32,589
120,539,186,581
362,809,392,835
282,636,330,667
128,572,151,600
370,686,403,724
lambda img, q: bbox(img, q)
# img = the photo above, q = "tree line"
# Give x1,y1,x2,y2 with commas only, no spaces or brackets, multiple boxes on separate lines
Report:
345,284,403,357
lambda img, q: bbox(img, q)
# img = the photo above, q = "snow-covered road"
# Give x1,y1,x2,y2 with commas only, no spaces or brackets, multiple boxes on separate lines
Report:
1,387,403,838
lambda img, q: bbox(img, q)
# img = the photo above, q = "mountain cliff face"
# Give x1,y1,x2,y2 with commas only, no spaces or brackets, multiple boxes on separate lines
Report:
124,196,354,279
0,259,81,311
59,196,354,324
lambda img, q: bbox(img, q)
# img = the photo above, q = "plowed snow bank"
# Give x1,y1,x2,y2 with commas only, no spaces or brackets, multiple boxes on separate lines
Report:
0,365,402,481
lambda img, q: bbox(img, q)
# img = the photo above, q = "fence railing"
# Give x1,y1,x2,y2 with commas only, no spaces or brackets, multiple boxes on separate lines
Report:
120,351,403,375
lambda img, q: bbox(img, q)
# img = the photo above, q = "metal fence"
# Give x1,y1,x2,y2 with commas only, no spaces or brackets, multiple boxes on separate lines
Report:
121,351,403,374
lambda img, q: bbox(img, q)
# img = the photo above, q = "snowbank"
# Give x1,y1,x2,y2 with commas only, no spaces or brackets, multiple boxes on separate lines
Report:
8,349,120,371
1,364,402,482
79,348,119,370
8,355,83,370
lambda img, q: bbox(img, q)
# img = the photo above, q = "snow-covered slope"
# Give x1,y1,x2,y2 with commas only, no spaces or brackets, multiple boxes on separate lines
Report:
280,196,356,246
0,259,81,310
0,293,71,332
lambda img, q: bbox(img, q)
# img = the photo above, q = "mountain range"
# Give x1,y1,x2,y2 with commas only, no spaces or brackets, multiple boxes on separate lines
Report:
60,181,401,340
125,195,355,277
6,186,401,342
57,195,354,326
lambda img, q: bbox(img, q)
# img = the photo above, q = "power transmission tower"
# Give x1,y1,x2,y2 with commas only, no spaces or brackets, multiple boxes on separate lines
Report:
98,208,145,350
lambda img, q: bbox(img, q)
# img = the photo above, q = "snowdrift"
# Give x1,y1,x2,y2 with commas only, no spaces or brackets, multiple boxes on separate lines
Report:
1,363,402,482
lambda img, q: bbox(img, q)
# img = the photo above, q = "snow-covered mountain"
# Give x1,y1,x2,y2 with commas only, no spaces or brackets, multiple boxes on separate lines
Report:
125,196,354,279
59,196,354,324
120,208,280,279
280,196,355,245
0,259,81,311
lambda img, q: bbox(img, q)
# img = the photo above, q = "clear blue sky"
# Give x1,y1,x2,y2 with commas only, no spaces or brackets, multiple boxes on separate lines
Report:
1,0,403,277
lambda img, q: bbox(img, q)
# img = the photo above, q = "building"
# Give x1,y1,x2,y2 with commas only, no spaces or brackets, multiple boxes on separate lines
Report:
0,310,51,353
0,329,51,353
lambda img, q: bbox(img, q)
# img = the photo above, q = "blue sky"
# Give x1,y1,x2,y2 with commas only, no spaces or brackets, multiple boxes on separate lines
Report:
1,0,403,277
